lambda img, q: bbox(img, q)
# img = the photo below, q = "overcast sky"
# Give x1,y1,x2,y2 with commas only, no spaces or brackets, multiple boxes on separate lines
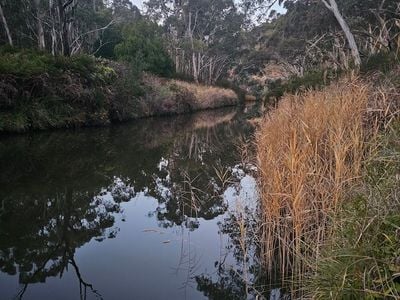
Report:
130,0,284,13
130,0,144,9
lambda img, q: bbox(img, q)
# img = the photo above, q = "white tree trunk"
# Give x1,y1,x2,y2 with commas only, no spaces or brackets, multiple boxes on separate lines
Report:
321,0,361,67
192,52,199,83
187,12,199,83
175,48,179,73
209,58,213,85
34,0,46,50
0,2,12,46
197,52,201,81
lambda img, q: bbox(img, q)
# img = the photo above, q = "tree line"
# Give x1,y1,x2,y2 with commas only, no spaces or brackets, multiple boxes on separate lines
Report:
0,0,399,86
242,0,400,77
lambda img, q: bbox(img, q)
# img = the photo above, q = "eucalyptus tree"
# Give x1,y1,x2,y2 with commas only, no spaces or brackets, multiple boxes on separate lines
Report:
244,0,361,67
112,0,141,23
0,1,12,46
336,0,400,54
321,0,361,66
145,0,245,84
32,0,46,50
0,0,122,56
115,19,174,76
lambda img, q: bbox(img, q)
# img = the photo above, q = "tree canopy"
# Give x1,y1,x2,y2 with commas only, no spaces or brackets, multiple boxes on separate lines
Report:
0,0,398,85
115,20,174,76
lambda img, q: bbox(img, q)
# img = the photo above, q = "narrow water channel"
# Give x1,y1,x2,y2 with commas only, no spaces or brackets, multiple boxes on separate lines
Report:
0,104,269,300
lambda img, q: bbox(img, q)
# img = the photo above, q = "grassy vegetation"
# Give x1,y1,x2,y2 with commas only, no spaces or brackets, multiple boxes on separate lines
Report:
361,52,400,74
256,69,400,298
264,69,341,102
0,47,117,132
309,122,400,299
0,46,116,80
170,80,238,110
135,75,238,117
0,47,238,133
264,53,400,104
257,79,368,283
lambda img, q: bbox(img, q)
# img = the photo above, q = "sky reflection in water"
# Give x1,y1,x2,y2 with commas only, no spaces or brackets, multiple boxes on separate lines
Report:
0,105,274,300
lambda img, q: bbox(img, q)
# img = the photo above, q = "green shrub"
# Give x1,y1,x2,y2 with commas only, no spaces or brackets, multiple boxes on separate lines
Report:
172,72,195,82
0,46,115,84
215,79,246,102
0,45,19,55
361,52,400,74
0,111,29,132
264,69,339,101
0,47,120,132
0,47,54,76
309,122,400,299
115,20,174,77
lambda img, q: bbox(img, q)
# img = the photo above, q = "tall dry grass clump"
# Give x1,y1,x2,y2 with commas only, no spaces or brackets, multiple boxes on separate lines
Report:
256,79,370,286
171,80,238,109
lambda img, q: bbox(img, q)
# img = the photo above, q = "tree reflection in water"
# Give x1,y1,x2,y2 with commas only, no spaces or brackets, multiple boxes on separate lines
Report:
195,205,290,300
0,105,265,299
0,177,136,299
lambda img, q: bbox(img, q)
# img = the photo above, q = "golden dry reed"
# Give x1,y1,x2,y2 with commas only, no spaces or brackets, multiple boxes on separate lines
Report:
256,80,369,286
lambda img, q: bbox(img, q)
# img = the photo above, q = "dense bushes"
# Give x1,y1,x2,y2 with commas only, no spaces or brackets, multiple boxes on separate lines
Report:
0,48,238,132
115,20,174,77
263,52,400,104
310,121,400,299
361,52,400,74
0,47,118,132
0,46,116,80
264,69,340,102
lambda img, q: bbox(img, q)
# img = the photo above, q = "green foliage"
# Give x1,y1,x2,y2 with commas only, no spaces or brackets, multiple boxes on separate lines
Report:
94,64,118,84
215,79,246,102
111,70,144,122
0,112,29,132
172,72,195,83
93,26,123,59
0,46,117,85
361,52,400,74
115,20,174,77
309,122,400,299
264,69,339,101
0,47,54,76
0,47,121,132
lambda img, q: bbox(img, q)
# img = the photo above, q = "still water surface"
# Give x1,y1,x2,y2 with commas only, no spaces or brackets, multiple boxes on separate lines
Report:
0,105,267,300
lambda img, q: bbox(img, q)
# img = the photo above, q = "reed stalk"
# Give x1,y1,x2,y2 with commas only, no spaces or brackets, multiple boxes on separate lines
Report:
256,79,371,289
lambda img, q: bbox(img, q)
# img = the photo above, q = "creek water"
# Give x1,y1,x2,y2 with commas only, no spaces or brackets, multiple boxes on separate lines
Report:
0,104,274,300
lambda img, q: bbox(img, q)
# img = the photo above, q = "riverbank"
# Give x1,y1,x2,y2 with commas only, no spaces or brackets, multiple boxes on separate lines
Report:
0,48,238,133
256,67,400,298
